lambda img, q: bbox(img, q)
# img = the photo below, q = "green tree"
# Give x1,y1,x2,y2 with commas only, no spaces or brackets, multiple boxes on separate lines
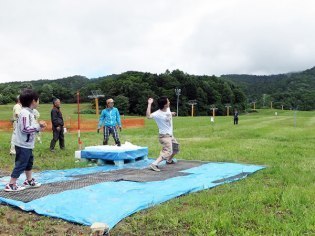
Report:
40,84,54,103
114,95,130,115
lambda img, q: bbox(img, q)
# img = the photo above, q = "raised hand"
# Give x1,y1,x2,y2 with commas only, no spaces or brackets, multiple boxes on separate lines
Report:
148,98,154,104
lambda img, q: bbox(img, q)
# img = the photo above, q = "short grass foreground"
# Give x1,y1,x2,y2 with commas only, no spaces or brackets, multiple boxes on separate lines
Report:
0,105,314,235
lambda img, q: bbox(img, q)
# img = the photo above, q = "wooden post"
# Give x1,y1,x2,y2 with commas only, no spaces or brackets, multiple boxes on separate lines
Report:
225,105,231,116
77,91,82,150
191,104,194,117
188,100,197,117
95,97,99,119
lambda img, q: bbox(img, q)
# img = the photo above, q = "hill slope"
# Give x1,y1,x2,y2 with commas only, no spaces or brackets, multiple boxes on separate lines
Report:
221,67,315,110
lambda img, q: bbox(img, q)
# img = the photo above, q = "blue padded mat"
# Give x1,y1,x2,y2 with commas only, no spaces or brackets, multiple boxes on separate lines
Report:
81,146,148,160
0,160,264,229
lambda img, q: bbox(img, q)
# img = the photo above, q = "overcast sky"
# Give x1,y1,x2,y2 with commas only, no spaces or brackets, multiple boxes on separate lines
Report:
1,0,315,83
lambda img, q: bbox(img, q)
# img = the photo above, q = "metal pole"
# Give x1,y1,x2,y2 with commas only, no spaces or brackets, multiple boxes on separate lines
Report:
176,95,179,117
77,91,82,150
175,88,181,117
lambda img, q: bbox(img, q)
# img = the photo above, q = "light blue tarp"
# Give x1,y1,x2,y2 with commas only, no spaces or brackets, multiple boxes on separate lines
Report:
81,147,148,160
0,160,264,229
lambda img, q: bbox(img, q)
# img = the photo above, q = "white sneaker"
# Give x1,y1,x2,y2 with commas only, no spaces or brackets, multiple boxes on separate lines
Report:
149,164,161,172
4,183,26,192
23,178,41,188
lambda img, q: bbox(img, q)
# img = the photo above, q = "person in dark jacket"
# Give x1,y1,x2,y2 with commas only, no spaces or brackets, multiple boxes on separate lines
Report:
234,109,239,125
50,98,65,152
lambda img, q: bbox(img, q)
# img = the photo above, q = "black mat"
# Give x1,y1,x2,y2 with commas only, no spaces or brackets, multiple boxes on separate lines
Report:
0,160,204,203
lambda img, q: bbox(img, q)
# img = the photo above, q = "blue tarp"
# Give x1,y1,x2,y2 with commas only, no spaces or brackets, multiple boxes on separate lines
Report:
0,160,264,229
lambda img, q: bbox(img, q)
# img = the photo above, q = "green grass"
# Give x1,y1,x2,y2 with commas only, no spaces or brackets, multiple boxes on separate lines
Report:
0,104,314,235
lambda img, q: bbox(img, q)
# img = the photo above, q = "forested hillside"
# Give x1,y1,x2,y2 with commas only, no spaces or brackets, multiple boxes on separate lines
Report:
0,70,246,116
222,67,315,110
2,66,314,114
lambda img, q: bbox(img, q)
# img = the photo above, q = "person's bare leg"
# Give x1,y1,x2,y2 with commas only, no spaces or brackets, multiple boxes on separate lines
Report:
9,177,17,185
25,170,32,181
152,156,163,165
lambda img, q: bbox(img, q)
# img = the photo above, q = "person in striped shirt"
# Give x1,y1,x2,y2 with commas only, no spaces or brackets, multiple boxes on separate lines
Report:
4,89,47,192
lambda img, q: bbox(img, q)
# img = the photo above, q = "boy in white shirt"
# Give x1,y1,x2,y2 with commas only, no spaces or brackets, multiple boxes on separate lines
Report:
146,96,180,171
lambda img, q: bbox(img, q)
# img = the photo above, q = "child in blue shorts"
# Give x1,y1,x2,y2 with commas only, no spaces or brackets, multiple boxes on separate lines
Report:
4,89,47,192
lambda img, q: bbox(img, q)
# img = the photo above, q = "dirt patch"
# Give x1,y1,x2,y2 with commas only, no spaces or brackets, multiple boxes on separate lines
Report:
0,205,90,236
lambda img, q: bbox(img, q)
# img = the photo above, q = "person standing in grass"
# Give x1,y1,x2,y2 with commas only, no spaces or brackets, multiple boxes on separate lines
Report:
50,98,65,152
146,96,179,172
4,89,47,192
9,96,22,155
234,108,239,125
33,108,42,144
97,98,122,146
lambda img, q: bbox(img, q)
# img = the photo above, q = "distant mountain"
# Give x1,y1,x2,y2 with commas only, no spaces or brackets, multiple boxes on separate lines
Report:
221,67,315,110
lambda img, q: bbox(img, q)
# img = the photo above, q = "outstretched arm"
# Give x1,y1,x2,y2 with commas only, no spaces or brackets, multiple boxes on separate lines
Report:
116,109,122,131
146,98,153,119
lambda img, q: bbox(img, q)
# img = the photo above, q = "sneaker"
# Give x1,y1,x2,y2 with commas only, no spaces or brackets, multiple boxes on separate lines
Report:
149,164,160,172
166,159,176,164
23,178,41,188
50,149,55,152
4,183,26,192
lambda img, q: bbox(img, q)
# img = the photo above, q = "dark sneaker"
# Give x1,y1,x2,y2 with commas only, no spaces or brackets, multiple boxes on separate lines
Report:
4,183,26,192
23,178,41,188
149,164,160,172
166,159,176,164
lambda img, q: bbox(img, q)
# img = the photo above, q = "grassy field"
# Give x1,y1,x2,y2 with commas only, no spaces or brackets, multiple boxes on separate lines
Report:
0,104,314,235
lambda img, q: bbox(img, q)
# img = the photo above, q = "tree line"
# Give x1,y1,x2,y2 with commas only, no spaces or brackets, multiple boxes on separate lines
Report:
0,70,246,116
1,66,314,114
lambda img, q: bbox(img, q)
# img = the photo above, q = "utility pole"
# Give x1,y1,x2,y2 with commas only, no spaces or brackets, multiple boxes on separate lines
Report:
271,101,273,109
225,104,231,116
188,100,197,117
210,104,218,119
175,88,181,117
88,90,105,119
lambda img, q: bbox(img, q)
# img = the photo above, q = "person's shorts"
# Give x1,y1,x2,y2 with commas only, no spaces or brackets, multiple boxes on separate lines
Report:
158,134,180,159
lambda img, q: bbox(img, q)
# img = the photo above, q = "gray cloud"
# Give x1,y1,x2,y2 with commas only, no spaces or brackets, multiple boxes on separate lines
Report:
1,0,315,82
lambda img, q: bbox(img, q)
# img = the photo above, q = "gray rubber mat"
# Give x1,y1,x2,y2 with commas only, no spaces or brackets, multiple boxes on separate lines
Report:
0,160,204,203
